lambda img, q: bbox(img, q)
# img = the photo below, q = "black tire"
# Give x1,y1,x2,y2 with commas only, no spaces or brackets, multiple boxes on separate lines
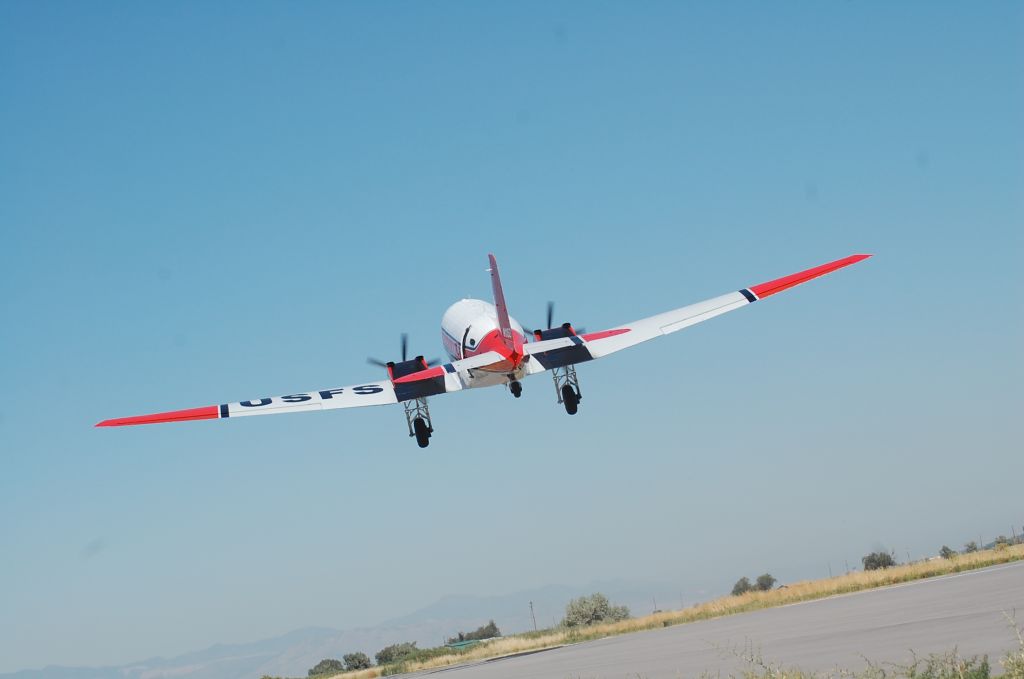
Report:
510,380,522,398
413,417,431,448
561,384,578,415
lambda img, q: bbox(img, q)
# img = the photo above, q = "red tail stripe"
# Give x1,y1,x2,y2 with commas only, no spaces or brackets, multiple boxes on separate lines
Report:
96,405,219,427
749,254,871,299
487,253,523,358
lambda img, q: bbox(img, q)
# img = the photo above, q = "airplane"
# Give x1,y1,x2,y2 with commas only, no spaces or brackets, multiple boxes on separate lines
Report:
97,253,871,447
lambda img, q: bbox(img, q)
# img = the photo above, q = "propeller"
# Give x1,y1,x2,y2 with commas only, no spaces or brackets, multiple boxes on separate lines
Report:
368,333,440,368
524,301,584,336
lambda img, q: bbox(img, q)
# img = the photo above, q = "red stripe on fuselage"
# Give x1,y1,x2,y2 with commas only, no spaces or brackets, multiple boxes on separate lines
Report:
96,405,220,427
464,328,523,372
749,254,871,299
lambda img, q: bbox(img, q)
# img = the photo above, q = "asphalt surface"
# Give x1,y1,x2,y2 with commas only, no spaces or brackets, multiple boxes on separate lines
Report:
408,561,1024,678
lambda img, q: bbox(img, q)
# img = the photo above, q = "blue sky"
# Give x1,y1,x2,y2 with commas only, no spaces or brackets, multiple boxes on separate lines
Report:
1,1,1021,672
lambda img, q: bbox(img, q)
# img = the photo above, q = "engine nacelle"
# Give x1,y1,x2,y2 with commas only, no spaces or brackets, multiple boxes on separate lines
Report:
533,322,578,342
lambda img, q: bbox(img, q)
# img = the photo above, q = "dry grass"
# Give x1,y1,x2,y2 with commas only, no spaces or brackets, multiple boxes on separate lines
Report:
324,544,1024,678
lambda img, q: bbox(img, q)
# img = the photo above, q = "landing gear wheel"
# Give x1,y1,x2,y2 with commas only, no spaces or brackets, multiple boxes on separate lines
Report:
510,380,523,398
413,417,431,448
561,384,579,415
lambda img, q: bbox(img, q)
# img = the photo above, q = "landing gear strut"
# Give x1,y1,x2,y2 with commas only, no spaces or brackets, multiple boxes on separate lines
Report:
509,379,523,398
553,364,581,415
403,397,433,448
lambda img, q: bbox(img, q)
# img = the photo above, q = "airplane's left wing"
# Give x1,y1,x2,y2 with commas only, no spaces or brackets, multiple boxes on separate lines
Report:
524,254,871,373
96,380,398,427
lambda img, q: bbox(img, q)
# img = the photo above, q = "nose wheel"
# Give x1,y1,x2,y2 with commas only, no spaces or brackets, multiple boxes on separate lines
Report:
509,380,523,398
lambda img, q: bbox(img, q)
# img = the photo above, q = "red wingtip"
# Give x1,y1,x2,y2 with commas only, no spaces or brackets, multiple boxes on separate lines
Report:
749,253,872,300
95,405,220,427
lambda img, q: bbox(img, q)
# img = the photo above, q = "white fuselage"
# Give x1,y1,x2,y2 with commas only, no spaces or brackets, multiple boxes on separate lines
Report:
440,299,527,387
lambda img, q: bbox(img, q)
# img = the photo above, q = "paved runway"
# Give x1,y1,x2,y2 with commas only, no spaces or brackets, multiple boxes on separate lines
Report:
409,561,1024,678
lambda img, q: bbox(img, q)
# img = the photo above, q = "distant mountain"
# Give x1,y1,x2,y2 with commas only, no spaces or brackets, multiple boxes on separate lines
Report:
2,579,688,679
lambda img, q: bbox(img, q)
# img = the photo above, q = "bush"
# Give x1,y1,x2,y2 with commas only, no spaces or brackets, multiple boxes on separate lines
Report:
902,650,990,679
561,593,630,627
862,551,896,571
964,541,979,553
755,574,777,591
732,577,753,596
1002,618,1024,679
448,620,501,644
308,658,344,676
375,642,418,666
343,652,372,670
939,545,957,560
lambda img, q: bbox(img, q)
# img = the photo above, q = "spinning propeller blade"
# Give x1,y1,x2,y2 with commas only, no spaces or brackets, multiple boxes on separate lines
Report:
367,333,416,368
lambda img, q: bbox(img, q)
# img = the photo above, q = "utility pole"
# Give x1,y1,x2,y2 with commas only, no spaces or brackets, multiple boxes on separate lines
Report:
828,562,832,578
529,601,537,632
652,596,658,614
845,559,850,574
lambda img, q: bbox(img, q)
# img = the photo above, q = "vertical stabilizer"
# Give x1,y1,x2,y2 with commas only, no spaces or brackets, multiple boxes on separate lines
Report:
488,253,523,358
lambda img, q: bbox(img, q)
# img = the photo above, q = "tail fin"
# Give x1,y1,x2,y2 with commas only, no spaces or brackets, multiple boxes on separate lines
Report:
488,253,523,357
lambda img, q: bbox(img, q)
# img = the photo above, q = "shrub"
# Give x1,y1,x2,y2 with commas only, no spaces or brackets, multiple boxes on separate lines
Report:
939,545,957,559
732,577,753,596
375,642,419,666
343,652,372,670
902,650,990,679
562,593,630,627
755,574,777,591
862,551,896,571
308,658,344,676
1002,617,1024,679
964,541,979,553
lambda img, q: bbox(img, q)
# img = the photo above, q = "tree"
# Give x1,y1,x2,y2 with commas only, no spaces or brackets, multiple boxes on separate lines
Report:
862,551,896,571
561,593,630,627
939,545,957,559
731,577,753,596
375,642,418,666
343,652,372,670
755,573,777,591
996,535,1010,548
448,620,502,644
308,659,344,676
467,620,500,640
964,541,979,553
